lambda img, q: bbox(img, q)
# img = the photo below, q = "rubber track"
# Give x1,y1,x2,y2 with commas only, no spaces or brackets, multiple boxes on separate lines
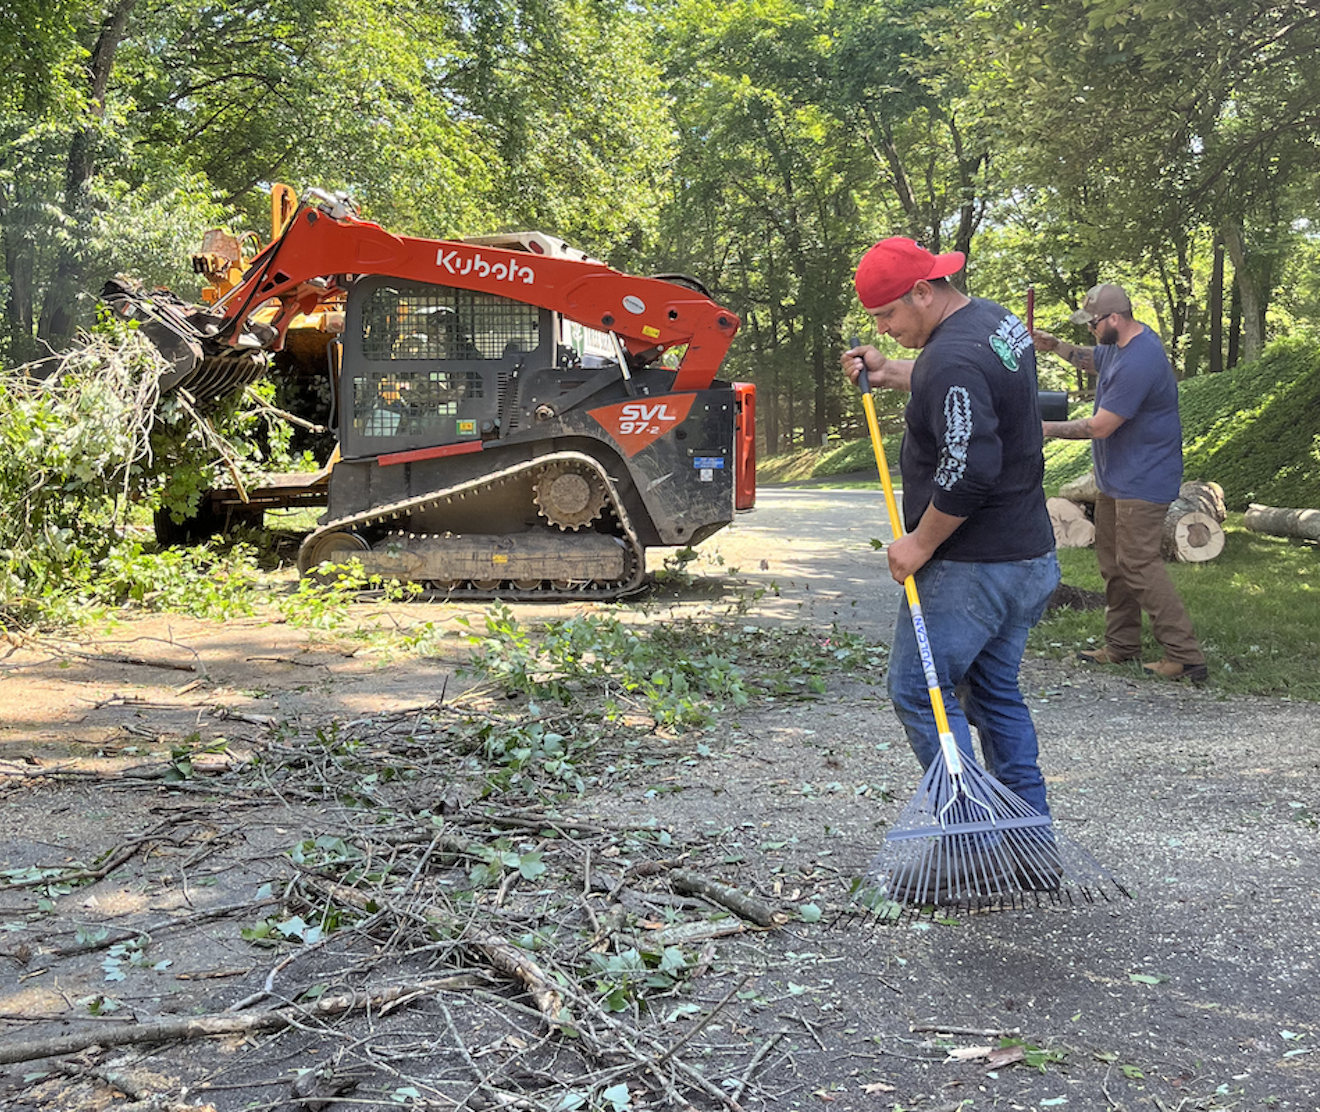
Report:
297,450,646,600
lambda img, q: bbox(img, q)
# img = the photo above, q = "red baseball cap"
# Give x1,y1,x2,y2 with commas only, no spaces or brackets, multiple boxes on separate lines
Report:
854,237,966,309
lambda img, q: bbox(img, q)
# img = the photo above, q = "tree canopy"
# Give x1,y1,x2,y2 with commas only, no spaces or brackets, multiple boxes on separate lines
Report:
4,0,1320,447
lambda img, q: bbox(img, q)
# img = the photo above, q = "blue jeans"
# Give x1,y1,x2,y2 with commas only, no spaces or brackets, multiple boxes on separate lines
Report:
887,553,1060,817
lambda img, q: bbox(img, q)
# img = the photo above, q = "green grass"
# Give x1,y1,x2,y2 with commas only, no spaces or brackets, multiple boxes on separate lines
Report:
1031,516,1320,699
1179,335,1320,511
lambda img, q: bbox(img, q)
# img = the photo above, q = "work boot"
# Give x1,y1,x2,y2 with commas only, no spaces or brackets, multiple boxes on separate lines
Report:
1142,659,1208,683
1076,646,1138,665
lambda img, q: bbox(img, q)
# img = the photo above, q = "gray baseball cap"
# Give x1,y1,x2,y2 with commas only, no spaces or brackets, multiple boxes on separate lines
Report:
1069,283,1132,324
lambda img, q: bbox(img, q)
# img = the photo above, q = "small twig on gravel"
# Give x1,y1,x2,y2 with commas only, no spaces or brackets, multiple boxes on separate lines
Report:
653,974,752,1065
789,1012,828,1051
210,707,279,727
441,997,531,1112
871,971,903,994
728,1030,785,1104
53,1060,151,1101
58,635,208,678
910,1023,1022,1038
1101,1066,1128,1109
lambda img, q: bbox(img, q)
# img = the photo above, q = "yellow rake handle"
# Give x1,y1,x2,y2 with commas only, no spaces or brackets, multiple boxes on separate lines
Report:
852,342,963,775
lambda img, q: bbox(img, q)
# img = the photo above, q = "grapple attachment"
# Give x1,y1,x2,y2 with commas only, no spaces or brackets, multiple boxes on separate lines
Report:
101,278,268,402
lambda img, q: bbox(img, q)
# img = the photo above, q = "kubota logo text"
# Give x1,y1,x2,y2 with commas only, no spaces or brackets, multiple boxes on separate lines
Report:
436,248,535,284
588,394,697,456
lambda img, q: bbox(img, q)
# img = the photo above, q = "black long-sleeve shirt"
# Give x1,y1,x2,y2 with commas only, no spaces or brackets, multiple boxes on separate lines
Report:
900,297,1055,563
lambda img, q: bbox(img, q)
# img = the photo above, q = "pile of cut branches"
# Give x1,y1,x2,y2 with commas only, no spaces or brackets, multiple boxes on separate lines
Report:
0,327,293,623
0,620,865,1110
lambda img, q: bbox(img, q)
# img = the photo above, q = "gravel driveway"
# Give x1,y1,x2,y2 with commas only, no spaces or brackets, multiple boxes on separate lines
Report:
2,487,1317,1111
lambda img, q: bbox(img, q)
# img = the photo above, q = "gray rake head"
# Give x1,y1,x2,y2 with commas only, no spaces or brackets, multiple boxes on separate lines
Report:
846,749,1130,925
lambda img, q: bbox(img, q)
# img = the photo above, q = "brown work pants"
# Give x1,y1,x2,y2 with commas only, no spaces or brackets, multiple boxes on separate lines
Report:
1094,493,1205,666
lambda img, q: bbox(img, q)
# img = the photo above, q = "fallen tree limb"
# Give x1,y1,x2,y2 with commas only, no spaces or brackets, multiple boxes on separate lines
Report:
0,976,479,1065
647,918,746,947
1176,480,1226,522
2,821,174,889
668,868,785,928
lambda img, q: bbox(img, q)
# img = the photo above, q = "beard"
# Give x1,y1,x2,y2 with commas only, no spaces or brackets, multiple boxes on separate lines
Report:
1097,321,1120,345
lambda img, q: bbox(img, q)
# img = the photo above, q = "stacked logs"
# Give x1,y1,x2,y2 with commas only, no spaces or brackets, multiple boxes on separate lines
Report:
1048,471,1227,562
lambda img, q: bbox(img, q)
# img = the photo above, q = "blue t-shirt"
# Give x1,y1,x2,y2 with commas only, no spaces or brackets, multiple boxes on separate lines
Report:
1092,325,1183,503
901,297,1055,563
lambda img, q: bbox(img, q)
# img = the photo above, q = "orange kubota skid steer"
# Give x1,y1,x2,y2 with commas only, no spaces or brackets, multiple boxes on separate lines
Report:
103,188,756,600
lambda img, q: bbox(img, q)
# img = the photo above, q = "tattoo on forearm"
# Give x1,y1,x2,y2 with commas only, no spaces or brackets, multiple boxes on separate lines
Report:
1049,418,1093,439
1054,342,1095,373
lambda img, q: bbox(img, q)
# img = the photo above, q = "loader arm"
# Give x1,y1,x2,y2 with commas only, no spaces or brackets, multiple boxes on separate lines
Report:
211,195,740,392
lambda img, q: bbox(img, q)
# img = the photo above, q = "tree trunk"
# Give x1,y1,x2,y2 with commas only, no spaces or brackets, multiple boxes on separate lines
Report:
786,361,797,448
1208,235,1224,374
37,0,138,347
812,328,828,445
2,211,37,362
1159,229,1193,373
1243,504,1320,541
1227,278,1241,369
1058,469,1099,505
1223,220,1263,364
867,115,919,230
946,114,985,264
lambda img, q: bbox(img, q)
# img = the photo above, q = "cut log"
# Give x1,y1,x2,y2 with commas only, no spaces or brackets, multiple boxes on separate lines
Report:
1058,469,1099,505
1244,504,1320,541
1046,497,1096,548
1177,480,1226,523
1161,505,1225,562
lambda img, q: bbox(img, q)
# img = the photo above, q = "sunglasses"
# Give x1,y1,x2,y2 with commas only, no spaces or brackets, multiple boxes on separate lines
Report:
1086,313,1112,331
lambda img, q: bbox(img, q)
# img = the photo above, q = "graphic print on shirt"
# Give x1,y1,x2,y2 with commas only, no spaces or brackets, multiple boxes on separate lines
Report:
936,385,972,490
988,313,1032,372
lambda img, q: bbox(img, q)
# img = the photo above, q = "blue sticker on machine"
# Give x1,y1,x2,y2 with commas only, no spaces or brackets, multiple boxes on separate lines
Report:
693,457,725,469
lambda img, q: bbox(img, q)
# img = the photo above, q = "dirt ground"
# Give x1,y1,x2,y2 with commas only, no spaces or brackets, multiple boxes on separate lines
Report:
2,546,1319,1112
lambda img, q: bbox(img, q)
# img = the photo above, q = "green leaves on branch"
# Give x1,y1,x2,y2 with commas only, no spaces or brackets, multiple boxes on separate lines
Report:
462,607,886,729
0,324,310,623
